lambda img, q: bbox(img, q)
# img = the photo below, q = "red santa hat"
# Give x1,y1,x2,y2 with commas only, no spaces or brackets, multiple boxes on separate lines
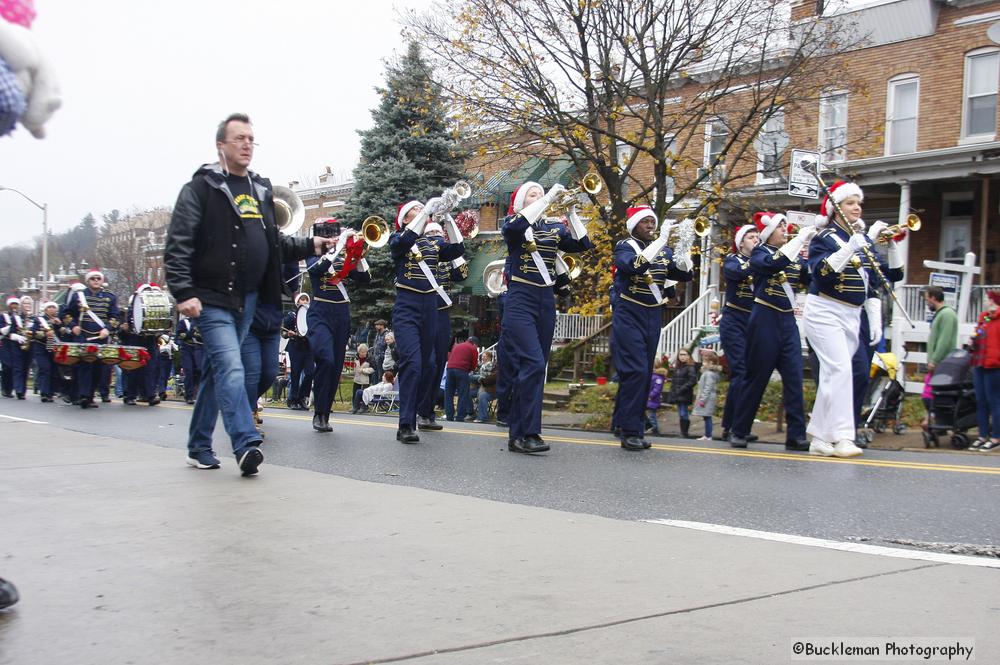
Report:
85,268,104,282
816,180,863,227
424,221,444,236
625,206,657,234
42,301,58,310
733,224,757,252
295,292,310,305
396,200,422,230
508,181,543,216
6,297,18,306
753,211,786,243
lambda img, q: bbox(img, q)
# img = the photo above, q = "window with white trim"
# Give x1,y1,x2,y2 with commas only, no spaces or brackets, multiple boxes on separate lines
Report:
819,92,848,163
616,140,633,196
756,111,785,184
963,48,999,140
886,75,919,155
704,118,728,169
663,134,676,201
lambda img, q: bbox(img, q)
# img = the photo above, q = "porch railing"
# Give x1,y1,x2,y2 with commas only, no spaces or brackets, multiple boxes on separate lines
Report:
553,313,606,340
657,285,718,359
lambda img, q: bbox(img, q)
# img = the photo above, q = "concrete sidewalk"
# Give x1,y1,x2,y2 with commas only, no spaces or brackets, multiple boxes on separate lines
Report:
1,420,997,665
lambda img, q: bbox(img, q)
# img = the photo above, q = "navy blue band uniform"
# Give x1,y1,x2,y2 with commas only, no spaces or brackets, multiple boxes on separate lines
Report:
808,227,872,307
611,238,693,442
120,291,160,403
281,308,314,410
30,314,67,400
730,243,810,443
307,247,372,424
63,288,120,406
719,251,755,436
390,228,464,435
501,214,593,443
176,318,204,403
419,256,470,422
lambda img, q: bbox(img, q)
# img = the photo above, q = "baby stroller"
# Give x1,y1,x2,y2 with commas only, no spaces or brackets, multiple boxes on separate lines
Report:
858,351,907,445
923,349,978,449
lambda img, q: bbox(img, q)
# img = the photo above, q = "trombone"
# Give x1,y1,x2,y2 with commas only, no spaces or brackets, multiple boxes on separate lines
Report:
546,172,603,215
875,214,921,243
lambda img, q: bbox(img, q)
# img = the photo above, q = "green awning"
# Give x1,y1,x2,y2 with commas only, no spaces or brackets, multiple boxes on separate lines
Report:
508,157,550,183
467,169,511,207
459,239,507,296
538,158,578,188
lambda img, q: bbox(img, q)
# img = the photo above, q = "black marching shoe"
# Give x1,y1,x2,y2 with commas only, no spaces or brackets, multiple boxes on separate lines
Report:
148,396,161,406
785,438,810,451
620,436,646,451
747,434,759,443
396,426,420,444
313,413,333,432
1,391,12,398
417,416,443,431
728,433,748,448
524,434,550,453
16,393,25,400
123,397,137,406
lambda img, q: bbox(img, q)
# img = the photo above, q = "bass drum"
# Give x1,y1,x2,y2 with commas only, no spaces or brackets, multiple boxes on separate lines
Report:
133,289,174,335
295,305,309,336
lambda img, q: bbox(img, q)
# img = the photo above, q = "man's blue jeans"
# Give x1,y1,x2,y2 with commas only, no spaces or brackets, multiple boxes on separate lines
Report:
445,367,471,421
188,293,259,457
476,389,494,421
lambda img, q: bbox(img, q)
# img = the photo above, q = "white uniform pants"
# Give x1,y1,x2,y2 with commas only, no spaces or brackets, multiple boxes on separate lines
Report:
803,294,861,443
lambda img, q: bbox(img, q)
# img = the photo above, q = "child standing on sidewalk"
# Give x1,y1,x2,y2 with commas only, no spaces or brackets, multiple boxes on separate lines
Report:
645,366,668,435
666,348,698,438
693,349,721,441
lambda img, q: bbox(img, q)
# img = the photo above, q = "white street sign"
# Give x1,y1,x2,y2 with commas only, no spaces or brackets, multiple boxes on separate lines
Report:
788,149,821,198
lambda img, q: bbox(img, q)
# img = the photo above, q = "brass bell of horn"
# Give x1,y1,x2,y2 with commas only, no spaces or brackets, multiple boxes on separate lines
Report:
361,216,390,248
272,186,306,236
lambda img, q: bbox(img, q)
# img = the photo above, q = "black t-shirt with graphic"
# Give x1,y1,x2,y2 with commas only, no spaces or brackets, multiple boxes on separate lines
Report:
226,174,269,293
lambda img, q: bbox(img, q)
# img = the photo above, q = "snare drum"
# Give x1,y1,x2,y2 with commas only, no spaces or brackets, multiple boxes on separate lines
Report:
295,305,309,336
133,289,174,335
54,342,85,366
79,343,100,363
117,345,149,371
98,344,123,366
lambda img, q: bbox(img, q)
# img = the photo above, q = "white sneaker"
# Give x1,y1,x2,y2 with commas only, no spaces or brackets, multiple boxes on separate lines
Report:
809,438,835,456
833,439,863,458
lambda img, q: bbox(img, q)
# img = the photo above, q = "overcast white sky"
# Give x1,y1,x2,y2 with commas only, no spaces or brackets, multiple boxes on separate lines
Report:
0,0,435,248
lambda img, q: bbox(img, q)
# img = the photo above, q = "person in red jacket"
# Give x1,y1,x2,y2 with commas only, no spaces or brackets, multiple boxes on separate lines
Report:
445,335,479,421
970,290,1000,451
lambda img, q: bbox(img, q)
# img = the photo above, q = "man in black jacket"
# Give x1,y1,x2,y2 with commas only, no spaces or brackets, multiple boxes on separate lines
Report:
164,113,333,476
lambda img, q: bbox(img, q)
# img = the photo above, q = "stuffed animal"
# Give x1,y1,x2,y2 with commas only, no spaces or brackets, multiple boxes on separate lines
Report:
0,0,61,138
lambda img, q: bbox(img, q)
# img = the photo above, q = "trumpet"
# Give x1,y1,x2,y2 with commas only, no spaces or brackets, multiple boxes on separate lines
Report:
559,253,583,280
546,172,603,216
692,216,711,237
875,214,921,242
361,216,390,248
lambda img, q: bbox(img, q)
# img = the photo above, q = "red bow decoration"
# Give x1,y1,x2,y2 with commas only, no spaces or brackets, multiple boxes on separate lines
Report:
86,345,98,354
332,235,365,284
55,345,69,364
137,348,151,364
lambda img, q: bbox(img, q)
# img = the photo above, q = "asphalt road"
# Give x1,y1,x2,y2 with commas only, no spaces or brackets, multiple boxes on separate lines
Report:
4,395,1000,550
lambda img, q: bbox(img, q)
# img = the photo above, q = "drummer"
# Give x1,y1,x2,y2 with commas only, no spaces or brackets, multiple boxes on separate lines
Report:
119,283,162,406
63,271,119,409
30,301,64,403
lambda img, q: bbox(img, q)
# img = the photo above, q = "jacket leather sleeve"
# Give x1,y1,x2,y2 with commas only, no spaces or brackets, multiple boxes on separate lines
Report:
164,183,203,304
278,234,315,263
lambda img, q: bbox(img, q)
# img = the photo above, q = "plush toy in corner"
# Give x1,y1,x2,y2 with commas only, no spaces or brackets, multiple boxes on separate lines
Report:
0,0,61,139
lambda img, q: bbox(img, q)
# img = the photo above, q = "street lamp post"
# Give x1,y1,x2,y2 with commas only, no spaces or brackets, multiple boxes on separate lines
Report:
0,186,49,301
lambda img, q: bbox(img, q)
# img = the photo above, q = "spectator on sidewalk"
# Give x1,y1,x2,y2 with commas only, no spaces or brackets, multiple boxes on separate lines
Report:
922,286,958,429
969,290,1000,451
645,365,668,435
445,335,479,421
693,350,721,441
474,349,497,423
666,348,698,438
356,370,397,412
381,331,398,373
370,319,389,375
350,343,375,413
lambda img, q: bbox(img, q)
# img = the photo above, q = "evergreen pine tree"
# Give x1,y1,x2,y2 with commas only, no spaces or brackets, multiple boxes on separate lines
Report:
343,42,466,323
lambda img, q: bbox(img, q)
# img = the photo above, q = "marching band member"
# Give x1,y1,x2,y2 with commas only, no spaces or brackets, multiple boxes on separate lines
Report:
30,301,64,402
501,180,593,453
119,284,162,406
1,297,26,398
306,218,372,433
63,270,119,409
390,197,465,443
281,292,314,411
175,314,203,404
728,212,816,450
804,181,904,457
490,258,513,427
610,206,694,450
157,334,175,400
719,224,760,441
417,219,470,429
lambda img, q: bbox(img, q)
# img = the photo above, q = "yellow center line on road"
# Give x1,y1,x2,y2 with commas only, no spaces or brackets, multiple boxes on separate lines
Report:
158,403,1000,476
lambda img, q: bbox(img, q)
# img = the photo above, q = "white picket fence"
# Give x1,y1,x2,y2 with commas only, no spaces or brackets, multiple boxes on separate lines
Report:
553,313,606,340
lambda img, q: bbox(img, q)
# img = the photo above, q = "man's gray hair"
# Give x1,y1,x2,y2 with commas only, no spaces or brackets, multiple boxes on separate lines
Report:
216,113,252,143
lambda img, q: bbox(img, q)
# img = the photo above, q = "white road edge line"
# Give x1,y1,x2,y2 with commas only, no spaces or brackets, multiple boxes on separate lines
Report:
0,414,49,425
644,519,1000,569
